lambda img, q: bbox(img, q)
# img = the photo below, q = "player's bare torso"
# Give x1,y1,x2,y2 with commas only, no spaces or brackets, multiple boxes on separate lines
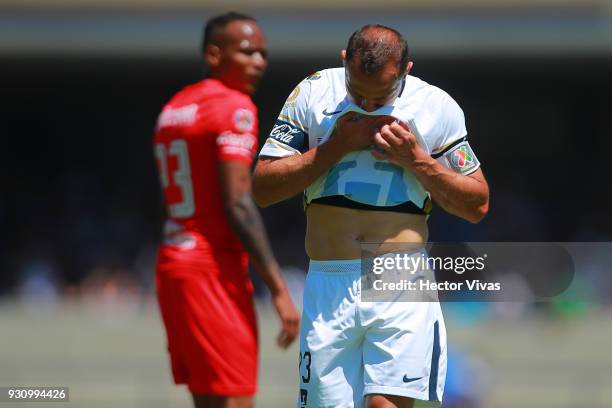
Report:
306,204,427,260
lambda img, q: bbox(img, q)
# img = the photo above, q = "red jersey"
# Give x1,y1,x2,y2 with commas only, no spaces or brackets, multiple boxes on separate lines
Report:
154,79,259,395
154,78,259,250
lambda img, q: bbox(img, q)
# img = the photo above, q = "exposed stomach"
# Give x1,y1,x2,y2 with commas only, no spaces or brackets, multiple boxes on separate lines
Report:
305,202,428,260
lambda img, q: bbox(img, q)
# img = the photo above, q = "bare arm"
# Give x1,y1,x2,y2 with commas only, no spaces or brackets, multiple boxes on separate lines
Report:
410,164,489,223
373,121,489,223
253,113,395,207
253,137,346,207
219,160,299,348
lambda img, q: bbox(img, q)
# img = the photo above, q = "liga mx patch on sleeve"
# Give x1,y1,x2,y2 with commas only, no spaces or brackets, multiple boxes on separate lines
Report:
233,108,255,132
444,141,480,175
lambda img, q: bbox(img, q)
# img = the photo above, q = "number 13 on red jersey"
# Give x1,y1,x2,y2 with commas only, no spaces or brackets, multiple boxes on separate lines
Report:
155,139,195,218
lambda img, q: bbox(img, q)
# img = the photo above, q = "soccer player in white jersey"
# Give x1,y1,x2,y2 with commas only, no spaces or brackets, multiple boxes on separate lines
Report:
253,25,489,408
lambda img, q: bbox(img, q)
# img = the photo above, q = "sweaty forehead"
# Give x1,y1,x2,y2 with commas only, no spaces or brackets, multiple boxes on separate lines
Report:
217,20,264,46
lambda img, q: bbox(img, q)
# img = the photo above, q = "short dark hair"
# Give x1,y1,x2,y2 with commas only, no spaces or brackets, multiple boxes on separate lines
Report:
345,24,409,75
201,11,256,53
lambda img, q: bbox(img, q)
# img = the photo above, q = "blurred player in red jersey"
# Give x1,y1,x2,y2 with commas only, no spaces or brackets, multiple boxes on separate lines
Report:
153,12,299,408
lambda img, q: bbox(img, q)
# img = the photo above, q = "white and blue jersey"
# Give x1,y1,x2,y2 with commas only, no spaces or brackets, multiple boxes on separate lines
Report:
260,68,481,407
259,68,481,214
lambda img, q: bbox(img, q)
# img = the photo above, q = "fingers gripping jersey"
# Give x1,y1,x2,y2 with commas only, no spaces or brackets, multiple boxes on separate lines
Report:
259,68,481,213
154,79,259,248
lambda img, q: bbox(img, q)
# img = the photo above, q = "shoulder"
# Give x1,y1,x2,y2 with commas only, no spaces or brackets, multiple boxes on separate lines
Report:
311,67,344,94
206,83,257,132
156,82,204,129
315,67,344,83
403,75,454,103
221,95,257,134
177,80,258,133
177,79,256,113
293,67,342,96
168,79,211,104
402,76,464,124
210,81,256,112
284,67,344,115
159,81,196,111
277,68,338,116
417,76,461,108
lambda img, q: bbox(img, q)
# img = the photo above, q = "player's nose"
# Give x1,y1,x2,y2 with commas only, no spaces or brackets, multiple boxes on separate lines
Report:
251,52,267,70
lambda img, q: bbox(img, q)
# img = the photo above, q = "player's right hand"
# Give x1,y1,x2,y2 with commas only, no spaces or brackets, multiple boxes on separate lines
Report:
332,113,396,153
271,289,300,349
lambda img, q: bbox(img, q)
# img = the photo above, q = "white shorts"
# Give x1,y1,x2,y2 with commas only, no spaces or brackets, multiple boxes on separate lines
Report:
297,257,447,408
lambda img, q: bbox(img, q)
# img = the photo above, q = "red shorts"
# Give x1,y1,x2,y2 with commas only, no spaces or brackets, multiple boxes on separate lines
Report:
156,239,257,396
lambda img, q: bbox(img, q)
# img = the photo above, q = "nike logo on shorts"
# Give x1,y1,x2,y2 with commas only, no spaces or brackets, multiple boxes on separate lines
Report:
402,375,423,383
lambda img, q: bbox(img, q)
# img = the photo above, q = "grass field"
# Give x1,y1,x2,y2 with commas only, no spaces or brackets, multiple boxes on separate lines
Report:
1,298,611,407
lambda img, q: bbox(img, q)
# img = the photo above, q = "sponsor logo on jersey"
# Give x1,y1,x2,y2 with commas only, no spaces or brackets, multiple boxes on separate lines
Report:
157,104,198,128
283,85,301,108
270,122,302,144
269,119,307,152
448,143,479,174
163,231,197,250
217,131,256,150
322,108,342,116
233,108,255,132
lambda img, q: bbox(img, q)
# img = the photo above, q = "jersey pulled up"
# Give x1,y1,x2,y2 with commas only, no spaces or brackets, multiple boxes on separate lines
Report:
259,68,480,214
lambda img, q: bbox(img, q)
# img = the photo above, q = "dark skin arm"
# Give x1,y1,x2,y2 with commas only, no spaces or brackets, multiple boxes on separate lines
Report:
219,160,299,348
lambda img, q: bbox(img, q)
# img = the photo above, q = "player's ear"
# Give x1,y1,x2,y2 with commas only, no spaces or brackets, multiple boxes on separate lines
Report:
205,44,221,68
406,61,414,74
341,49,347,64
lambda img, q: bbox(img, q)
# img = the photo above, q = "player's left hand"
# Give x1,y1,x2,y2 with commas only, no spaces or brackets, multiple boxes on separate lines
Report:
371,120,432,169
